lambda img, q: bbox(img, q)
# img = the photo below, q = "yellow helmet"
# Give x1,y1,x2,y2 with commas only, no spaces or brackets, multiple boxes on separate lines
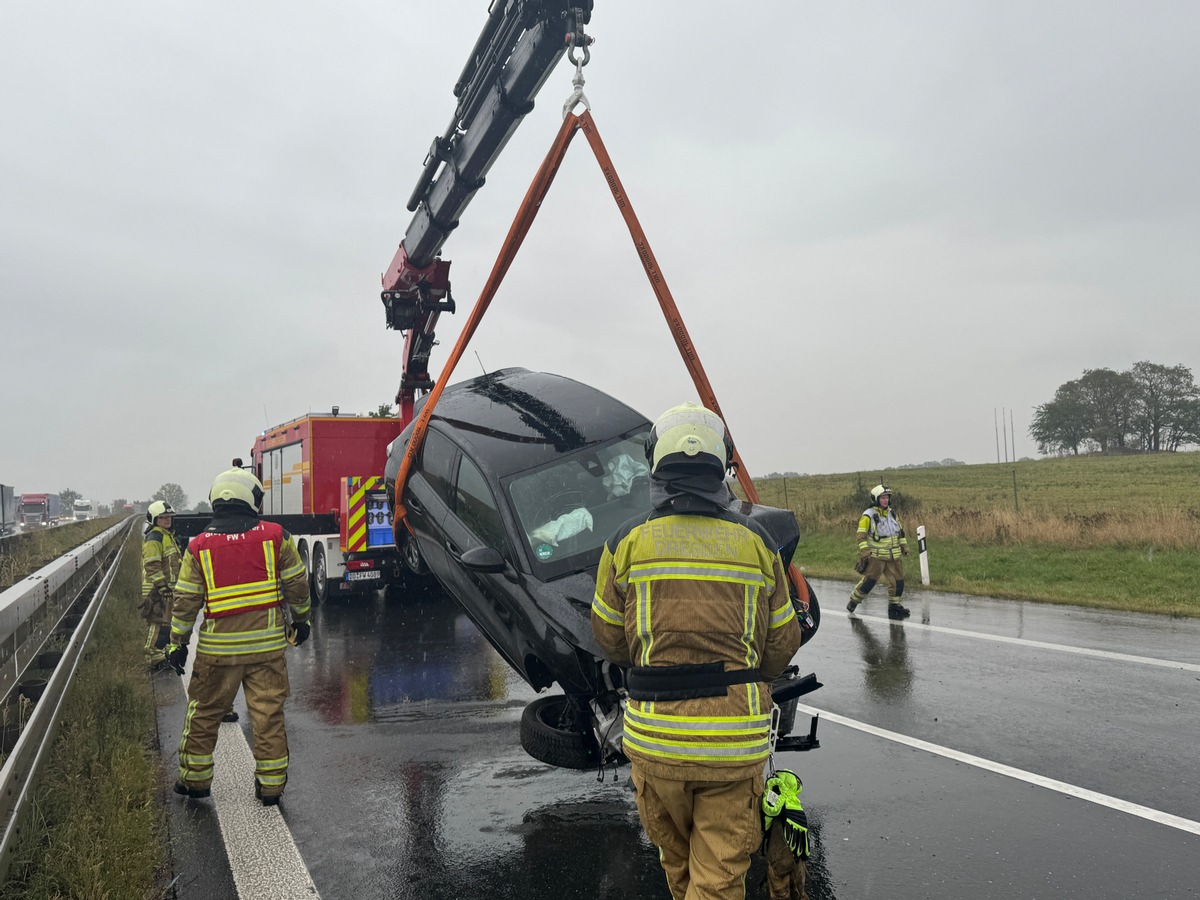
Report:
209,468,264,509
146,500,175,526
645,402,733,475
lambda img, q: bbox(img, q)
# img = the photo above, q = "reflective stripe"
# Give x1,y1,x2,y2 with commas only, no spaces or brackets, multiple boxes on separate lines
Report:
255,755,289,770
629,562,767,587
170,618,194,638
592,594,622,625
623,730,770,762
197,637,288,656
770,602,796,629
636,580,652,667
257,773,288,786
183,754,213,766
626,707,770,735
197,619,288,656
741,583,758,669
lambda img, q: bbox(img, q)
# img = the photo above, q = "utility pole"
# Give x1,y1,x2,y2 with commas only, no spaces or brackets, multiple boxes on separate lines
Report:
1002,407,1009,463
1010,408,1017,462
994,408,1001,464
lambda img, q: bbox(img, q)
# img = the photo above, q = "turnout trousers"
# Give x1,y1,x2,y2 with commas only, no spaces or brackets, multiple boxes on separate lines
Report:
763,818,809,900
631,765,763,900
177,654,290,797
141,594,172,658
851,557,905,605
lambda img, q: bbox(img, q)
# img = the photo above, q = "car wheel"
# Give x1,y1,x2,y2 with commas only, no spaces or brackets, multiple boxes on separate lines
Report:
399,532,427,576
311,543,331,605
519,694,600,770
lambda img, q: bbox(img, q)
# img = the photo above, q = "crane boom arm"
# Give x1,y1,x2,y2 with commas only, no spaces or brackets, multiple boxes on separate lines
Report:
382,1,593,421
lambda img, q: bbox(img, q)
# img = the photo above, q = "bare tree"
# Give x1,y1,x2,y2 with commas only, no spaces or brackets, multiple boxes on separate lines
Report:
152,483,189,511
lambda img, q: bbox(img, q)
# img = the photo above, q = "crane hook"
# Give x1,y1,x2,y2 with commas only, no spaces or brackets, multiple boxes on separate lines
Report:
562,58,590,119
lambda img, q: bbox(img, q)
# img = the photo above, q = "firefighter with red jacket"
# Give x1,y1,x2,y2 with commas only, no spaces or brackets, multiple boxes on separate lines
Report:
141,500,181,662
592,402,803,900
166,468,311,806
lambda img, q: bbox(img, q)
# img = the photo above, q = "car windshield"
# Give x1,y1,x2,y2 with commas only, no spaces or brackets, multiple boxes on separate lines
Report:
505,432,652,575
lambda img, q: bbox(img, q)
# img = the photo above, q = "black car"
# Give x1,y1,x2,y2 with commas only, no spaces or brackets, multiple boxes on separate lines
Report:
385,368,820,769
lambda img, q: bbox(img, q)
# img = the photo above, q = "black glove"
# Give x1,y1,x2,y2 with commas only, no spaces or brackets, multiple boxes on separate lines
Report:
289,621,311,647
165,643,188,674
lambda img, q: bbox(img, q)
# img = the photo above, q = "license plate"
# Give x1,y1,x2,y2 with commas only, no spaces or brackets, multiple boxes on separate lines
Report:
345,570,381,582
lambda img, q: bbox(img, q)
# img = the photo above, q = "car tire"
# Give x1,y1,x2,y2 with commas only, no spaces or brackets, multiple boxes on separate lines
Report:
399,532,428,576
519,694,600,770
311,543,332,606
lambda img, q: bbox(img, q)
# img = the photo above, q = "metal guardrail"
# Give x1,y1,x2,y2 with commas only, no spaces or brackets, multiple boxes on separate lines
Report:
0,519,130,881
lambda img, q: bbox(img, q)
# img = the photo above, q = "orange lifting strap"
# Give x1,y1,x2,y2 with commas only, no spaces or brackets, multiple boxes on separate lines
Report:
392,110,809,605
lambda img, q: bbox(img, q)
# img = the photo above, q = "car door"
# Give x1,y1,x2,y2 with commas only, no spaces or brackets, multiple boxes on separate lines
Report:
401,427,458,582
435,452,538,684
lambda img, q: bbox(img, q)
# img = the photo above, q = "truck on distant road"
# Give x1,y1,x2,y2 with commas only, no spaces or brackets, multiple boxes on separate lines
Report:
1,485,16,535
73,498,95,521
18,493,61,528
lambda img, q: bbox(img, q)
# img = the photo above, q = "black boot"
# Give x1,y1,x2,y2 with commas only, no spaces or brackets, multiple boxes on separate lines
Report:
255,779,282,807
221,710,239,723
174,781,211,799
887,603,911,620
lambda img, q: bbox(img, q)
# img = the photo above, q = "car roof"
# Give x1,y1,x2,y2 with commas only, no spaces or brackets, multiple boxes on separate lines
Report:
421,368,650,477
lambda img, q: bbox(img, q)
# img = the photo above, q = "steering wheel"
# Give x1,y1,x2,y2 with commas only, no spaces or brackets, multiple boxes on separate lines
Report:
532,489,585,531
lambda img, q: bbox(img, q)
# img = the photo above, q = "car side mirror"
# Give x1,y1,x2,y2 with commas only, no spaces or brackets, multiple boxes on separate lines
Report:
460,546,508,574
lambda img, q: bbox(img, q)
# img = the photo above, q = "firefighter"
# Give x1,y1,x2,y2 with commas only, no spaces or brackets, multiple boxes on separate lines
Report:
847,484,910,619
166,468,311,805
141,500,180,662
592,402,804,900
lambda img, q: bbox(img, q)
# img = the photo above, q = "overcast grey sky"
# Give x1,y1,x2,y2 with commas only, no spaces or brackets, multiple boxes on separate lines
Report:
3,1,1198,508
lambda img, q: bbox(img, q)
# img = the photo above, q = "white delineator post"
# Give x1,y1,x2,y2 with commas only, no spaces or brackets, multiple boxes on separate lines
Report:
917,524,930,586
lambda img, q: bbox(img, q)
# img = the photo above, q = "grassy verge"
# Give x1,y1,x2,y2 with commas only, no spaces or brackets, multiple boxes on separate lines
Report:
753,451,1200,618
794,529,1197,616
4,529,164,899
0,518,122,589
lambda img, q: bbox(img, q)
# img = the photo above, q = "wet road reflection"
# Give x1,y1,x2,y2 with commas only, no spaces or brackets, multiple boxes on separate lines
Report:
278,576,1200,899
283,582,841,899
847,617,914,702
293,582,529,727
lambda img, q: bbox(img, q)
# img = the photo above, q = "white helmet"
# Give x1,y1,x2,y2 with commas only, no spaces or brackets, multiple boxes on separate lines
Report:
645,402,733,475
146,500,175,526
870,484,892,504
209,468,264,509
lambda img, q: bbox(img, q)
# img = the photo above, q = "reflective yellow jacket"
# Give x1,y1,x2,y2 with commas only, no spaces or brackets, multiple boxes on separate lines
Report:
592,510,802,781
142,525,182,609
856,505,908,560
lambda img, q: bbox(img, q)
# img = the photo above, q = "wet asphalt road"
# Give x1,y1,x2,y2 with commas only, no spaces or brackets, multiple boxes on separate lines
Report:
163,576,1200,899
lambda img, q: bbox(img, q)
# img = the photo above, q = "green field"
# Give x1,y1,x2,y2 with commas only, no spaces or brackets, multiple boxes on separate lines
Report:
748,451,1200,618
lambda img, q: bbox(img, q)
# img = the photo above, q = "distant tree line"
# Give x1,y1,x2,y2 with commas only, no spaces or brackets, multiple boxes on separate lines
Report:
898,458,966,469
1030,361,1200,456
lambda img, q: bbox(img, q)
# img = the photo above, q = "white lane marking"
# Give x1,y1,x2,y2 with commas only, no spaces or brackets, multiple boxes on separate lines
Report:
842,611,1200,673
796,703,1200,837
212,722,320,899
181,639,320,899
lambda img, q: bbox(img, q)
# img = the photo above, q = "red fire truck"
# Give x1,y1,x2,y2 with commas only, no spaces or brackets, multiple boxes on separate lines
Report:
247,411,406,602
